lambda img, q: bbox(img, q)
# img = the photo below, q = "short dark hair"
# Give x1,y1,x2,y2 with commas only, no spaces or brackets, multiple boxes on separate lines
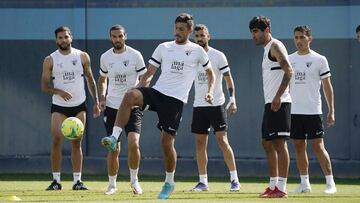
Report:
109,24,126,35
194,24,209,32
356,25,360,33
294,25,312,37
54,26,72,38
175,13,194,29
249,16,271,32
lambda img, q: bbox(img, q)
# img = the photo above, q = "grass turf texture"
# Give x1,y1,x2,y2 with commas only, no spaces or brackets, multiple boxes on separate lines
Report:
0,174,359,202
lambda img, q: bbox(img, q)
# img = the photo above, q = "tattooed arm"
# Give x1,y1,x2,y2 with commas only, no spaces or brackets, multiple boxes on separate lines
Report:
41,55,73,100
205,66,215,104
97,75,107,112
81,52,100,118
223,71,237,115
270,42,293,112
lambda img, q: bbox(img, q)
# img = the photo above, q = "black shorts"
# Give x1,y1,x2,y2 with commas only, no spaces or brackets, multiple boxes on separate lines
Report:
262,102,291,140
137,87,183,136
51,102,86,117
103,106,143,139
290,114,324,139
191,105,227,134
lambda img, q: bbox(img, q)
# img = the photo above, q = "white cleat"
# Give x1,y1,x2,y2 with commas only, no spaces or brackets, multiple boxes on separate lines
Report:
105,185,117,195
324,184,337,194
131,182,143,195
292,184,312,193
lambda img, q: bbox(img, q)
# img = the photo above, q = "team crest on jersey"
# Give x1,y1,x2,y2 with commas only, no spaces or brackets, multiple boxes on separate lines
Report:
306,62,312,68
123,60,129,67
72,59,78,66
185,50,192,56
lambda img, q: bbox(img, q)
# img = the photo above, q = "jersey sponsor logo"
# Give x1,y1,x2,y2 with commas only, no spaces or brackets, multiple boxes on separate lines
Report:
72,59,78,66
306,62,312,68
171,60,184,73
62,71,75,83
123,60,129,67
197,72,208,84
295,71,306,84
114,73,127,86
185,50,193,56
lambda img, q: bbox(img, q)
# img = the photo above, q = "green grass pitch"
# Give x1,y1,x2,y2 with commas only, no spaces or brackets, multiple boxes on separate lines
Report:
0,174,359,202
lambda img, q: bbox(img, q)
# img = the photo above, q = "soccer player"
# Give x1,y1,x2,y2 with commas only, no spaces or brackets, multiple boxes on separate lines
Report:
356,25,360,43
289,25,336,194
101,13,215,199
190,24,240,192
249,16,293,198
98,25,146,195
41,26,100,190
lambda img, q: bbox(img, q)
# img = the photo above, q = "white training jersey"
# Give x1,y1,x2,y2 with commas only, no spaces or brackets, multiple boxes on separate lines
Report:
51,48,86,107
262,38,292,104
149,40,211,103
99,46,146,109
194,46,230,107
289,50,331,114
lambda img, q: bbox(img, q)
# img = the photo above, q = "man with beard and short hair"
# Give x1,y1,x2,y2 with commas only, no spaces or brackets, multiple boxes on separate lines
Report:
100,13,215,199
249,16,293,198
190,24,240,192
98,25,147,195
41,26,100,190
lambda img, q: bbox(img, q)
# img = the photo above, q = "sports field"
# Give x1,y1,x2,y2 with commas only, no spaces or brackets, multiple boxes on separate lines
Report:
0,174,359,202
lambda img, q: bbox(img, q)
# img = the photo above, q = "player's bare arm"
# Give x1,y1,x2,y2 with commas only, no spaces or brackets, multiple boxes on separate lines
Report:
271,42,293,111
81,52,100,118
137,64,157,88
322,77,335,127
223,71,237,115
205,67,215,104
98,75,107,111
41,55,72,100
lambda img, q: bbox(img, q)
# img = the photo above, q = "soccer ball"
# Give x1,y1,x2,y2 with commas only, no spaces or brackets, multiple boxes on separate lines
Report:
61,117,84,141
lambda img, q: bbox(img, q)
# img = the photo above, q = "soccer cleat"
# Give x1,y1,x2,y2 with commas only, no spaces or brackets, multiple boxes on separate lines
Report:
259,187,273,197
324,184,337,194
101,136,117,152
72,180,88,190
157,182,175,199
105,184,117,195
190,182,209,192
229,180,241,192
292,183,312,193
131,182,143,195
46,180,62,191
261,186,288,198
